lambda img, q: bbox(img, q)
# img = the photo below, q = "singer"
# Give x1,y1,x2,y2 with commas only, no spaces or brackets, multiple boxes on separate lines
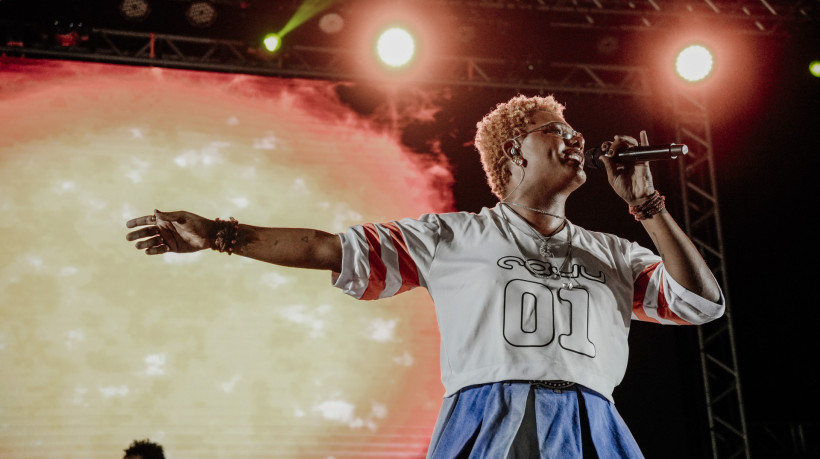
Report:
126,94,724,458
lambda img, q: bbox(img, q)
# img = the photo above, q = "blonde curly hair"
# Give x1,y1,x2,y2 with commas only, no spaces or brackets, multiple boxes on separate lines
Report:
474,94,566,199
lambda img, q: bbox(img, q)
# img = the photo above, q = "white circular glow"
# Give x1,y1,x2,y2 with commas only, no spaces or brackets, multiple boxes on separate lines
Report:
319,13,344,34
675,45,714,82
376,27,415,68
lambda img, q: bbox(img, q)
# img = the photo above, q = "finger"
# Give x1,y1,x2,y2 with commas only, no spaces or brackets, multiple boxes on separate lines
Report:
155,209,189,224
156,225,178,252
600,155,617,182
126,214,156,228
614,135,638,147
634,131,651,168
608,136,638,160
145,244,170,255
135,235,164,250
126,226,160,241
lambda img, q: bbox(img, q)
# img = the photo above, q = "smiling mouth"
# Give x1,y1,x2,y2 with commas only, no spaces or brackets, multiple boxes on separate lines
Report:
563,149,584,165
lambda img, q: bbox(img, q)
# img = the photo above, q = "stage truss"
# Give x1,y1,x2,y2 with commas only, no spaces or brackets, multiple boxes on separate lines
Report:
401,0,817,36
670,88,748,459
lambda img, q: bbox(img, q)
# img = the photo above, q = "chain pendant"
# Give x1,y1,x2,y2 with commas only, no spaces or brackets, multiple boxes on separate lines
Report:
539,242,556,258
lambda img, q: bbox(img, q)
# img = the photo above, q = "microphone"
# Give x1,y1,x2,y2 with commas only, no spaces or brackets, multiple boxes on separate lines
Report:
584,144,688,169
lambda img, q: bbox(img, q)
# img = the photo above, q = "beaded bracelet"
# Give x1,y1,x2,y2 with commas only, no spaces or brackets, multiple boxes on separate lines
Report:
629,191,666,221
213,217,240,255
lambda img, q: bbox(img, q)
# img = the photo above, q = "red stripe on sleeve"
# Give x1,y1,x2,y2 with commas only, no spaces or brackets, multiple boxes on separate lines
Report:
360,223,387,300
655,272,692,325
633,262,661,323
382,221,420,294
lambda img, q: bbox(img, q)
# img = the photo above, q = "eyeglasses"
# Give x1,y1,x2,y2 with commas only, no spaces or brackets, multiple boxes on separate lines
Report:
510,121,583,143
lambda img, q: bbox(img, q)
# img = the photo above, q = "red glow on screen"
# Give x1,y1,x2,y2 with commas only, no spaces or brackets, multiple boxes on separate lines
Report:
0,57,452,457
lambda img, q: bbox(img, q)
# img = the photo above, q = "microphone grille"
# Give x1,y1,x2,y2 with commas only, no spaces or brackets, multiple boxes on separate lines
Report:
584,147,606,169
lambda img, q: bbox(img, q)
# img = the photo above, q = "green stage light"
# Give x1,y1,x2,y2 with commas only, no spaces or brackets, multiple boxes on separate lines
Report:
810,61,820,78
263,33,281,53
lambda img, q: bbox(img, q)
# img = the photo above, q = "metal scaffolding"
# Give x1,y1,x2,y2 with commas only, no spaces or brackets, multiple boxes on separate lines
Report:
670,88,749,459
401,0,818,35
0,28,652,96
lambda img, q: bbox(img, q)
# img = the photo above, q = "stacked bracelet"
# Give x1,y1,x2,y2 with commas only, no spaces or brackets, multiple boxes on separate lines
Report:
629,191,666,221
213,217,240,255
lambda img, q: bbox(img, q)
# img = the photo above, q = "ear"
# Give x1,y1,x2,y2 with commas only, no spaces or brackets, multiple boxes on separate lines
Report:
502,140,519,159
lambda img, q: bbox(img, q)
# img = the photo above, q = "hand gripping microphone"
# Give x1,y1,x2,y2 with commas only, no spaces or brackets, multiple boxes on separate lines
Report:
584,144,688,169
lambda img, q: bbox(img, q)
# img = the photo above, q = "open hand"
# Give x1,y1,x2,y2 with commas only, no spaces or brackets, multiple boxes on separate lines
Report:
126,210,214,255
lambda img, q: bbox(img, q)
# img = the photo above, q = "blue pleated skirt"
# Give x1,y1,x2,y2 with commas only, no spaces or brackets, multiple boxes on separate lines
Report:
426,382,644,459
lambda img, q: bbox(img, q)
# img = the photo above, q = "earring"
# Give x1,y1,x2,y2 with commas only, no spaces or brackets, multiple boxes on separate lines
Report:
513,157,523,166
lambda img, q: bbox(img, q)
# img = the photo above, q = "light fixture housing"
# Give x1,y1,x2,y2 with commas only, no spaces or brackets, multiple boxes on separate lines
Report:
119,0,151,22
186,1,218,28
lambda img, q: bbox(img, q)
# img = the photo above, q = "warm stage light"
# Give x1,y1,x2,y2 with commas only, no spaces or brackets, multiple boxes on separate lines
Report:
376,27,415,68
810,60,820,78
675,45,714,82
119,0,151,21
319,13,344,34
263,33,282,52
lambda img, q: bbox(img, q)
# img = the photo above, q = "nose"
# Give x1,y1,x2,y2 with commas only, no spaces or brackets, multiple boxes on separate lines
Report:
566,133,584,149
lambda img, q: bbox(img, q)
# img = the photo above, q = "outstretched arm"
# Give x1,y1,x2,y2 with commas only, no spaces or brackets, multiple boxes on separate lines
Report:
601,132,722,303
126,210,342,272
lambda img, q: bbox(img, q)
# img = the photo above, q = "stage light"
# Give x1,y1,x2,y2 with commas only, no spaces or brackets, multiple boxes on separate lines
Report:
319,13,344,34
119,0,151,22
263,33,282,53
675,45,714,82
376,27,415,68
280,0,336,37
810,61,820,78
186,1,217,28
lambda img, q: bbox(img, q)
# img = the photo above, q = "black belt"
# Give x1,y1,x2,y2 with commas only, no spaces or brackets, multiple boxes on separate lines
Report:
529,380,576,391
507,379,577,392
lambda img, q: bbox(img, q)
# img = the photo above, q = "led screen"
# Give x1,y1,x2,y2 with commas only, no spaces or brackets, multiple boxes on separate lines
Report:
0,57,453,458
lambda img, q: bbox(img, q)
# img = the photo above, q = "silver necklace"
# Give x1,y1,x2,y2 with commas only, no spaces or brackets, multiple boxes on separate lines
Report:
500,205,578,289
500,202,564,257
502,201,566,221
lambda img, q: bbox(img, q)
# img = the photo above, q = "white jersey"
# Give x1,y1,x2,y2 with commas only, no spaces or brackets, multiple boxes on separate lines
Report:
332,205,724,401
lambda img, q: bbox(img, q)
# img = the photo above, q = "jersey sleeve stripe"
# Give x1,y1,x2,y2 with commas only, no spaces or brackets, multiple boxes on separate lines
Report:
382,221,420,294
656,272,693,325
632,261,661,324
360,223,388,300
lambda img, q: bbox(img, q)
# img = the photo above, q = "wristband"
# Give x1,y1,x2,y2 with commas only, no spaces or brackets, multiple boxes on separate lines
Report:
629,191,665,221
213,217,240,254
